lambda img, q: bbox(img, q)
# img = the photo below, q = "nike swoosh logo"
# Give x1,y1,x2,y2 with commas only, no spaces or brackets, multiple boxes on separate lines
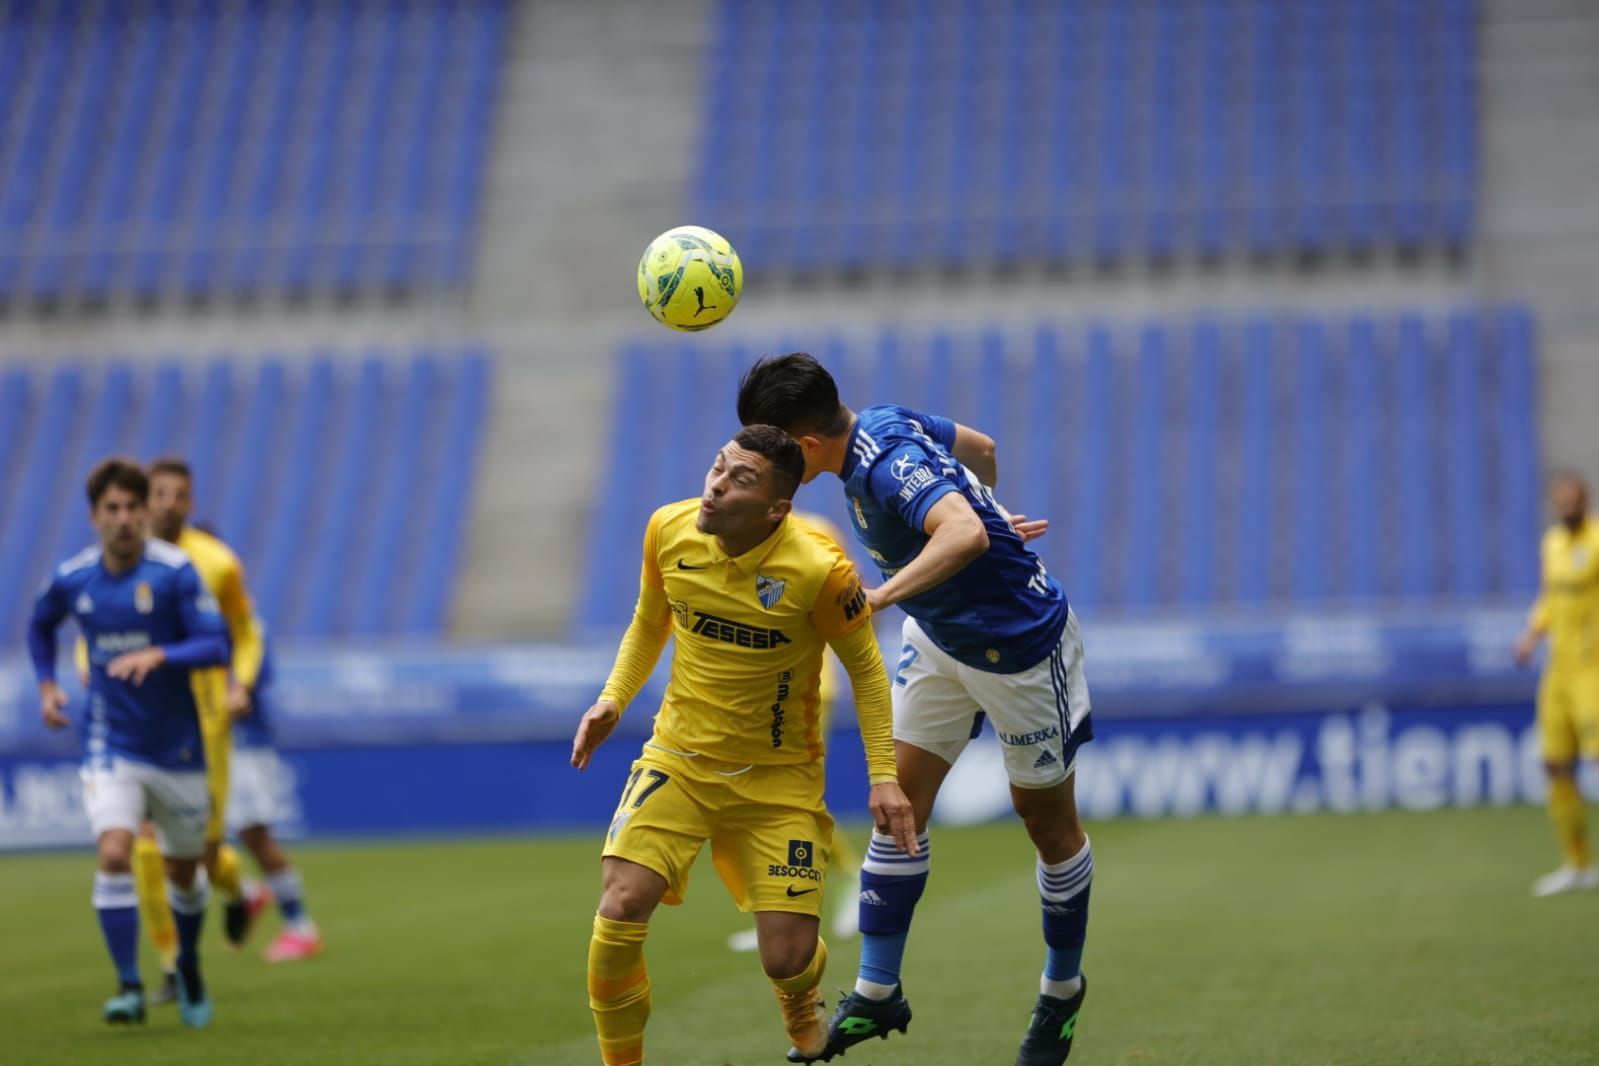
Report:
786,886,818,898
676,560,708,570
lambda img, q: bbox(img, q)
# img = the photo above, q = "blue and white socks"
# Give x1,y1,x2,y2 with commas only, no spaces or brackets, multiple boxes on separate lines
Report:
266,866,315,932
854,830,931,1000
1038,838,1093,999
168,870,210,989
93,872,141,988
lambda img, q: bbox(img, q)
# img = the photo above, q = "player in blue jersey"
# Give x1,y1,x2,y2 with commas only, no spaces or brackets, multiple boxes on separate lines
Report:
739,354,1094,1066
27,458,230,1029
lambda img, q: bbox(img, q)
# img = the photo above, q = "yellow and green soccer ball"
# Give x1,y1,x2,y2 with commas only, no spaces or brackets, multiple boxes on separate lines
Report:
637,225,742,331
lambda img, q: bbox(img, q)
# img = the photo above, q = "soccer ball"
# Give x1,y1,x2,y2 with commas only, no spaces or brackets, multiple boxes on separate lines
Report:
637,225,742,332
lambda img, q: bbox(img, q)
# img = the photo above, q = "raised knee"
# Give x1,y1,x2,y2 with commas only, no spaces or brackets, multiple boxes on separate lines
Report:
598,884,656,925
761,940,816,981
98,838,134,873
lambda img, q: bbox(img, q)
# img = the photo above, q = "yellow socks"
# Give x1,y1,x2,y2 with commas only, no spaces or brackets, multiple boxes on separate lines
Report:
1548,775,1591,869
210,842,244,902
771,936,827,997
588,914,651,1066
772,937,828,1058
133,836,177,971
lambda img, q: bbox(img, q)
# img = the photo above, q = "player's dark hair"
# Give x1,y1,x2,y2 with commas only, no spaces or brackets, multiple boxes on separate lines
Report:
148,456,193,482
737,353,852,438
734,424,806,501
86,457,149,506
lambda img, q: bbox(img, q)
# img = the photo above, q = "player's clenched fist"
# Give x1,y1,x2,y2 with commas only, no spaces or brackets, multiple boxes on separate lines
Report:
869,781,919,857
571,699,621,771
38,680,69,729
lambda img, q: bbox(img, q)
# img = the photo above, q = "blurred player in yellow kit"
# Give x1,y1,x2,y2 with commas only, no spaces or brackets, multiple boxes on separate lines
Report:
571,426,916,1065
1514,472,1599,897
728,509,864,953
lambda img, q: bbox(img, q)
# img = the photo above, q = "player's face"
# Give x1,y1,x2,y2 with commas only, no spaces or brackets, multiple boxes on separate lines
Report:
1552,478,1588,526
92,485,147,560
148,472,192,542
699,443,790,538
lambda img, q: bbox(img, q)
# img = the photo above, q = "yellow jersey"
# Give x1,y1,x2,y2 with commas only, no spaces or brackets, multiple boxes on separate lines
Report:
1530,516,1599,669
793,510,851,710
600,499,896,781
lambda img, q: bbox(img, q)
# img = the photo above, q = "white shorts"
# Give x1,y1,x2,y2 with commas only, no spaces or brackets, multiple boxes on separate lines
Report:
892,610,1093,788
227,747,291,834
81,757,210,859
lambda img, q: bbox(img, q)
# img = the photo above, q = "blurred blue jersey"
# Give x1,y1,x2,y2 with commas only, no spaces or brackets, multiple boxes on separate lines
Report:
841,404,1068,674
29,539,229,770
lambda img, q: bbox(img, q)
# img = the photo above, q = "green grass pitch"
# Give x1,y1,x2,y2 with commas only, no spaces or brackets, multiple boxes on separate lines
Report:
2,807,1596,1065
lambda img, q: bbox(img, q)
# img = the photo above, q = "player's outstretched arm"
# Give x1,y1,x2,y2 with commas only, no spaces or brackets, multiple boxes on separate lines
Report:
571,699,621,771
1514,596,1548,667
828,620,919,856
868,492,989,611
950,423,997,488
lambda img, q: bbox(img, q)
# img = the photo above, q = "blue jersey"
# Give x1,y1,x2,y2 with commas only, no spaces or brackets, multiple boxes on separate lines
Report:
842,404,1068,673
233,641,275,749
28,540,229,770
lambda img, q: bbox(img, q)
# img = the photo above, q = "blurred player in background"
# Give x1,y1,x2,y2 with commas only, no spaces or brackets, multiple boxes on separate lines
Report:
570,426,916,1065
727,508,864,954
740,354,1092,1066
28,458,229,1028
148,464,322,961
1514,471,1599,897
225,626,324,961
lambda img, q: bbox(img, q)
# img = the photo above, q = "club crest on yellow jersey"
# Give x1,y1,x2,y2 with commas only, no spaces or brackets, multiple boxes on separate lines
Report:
755,574,786,609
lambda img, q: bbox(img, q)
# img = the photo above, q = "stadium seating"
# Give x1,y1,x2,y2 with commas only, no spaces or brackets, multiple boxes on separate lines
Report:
579,305,1539,630
695,0,1478,272
0,349,491,644
0,0,509,301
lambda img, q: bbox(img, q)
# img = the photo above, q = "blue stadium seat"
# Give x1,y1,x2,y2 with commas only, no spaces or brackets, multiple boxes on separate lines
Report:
1394,315,1434,597
1179,322,1221,605
1342,318,1381,599
696,0,1479,271
1236,320,1275,601
0,366,85,641
0,2,506,301
0,349,494,646
591,305,1537,631
406,350,491,634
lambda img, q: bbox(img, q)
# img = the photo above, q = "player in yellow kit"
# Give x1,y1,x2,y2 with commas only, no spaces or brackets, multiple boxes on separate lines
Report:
728,509,865,953
571,425,917,1065
1514,472,1599,897
144,460,269,963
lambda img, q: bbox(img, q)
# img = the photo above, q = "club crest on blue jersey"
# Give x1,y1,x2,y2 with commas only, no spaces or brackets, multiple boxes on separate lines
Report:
75,592,93,615
134,582,153,614
755,574,786,609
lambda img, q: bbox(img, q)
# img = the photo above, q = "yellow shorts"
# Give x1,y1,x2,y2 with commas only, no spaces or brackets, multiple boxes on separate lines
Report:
193,671,232,843
601,745,834,917
1537,666,1599,764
